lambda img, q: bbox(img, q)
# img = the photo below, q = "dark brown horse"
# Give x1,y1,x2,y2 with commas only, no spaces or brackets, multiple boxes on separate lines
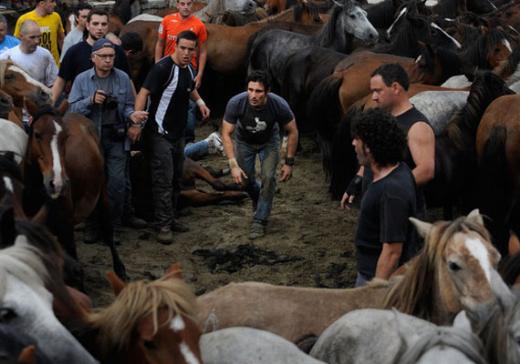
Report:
24,109,126,279
476,93,520,256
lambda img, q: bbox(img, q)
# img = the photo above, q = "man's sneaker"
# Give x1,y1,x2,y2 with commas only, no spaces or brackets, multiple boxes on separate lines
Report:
171,220,189,233
122,215,148,229
157,227,173,245
249,222,265,240
206,132,224,155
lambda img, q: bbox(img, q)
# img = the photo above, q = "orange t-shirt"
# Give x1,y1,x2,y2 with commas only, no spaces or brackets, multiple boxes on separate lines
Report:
158,13,207,68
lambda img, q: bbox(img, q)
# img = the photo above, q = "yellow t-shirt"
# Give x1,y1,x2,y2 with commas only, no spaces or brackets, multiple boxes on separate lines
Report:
14,10,64,66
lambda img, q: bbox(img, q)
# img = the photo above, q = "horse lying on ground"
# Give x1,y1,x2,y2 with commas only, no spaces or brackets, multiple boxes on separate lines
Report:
197,210,501,342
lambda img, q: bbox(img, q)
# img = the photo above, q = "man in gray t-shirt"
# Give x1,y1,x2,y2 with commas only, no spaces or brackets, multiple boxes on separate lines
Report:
60,3,92,61
221,70,299,239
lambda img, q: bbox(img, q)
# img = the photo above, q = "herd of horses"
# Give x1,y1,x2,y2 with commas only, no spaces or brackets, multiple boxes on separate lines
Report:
0,0,519,362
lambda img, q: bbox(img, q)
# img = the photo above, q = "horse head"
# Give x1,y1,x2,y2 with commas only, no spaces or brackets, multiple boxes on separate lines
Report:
330,0,378,45
88,263,202,364
0,61,51,117
0,232,97,363
28,108,68,199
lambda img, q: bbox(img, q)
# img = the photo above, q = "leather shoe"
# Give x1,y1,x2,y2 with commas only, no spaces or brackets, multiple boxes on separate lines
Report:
171,220,189,232
123,215,148,229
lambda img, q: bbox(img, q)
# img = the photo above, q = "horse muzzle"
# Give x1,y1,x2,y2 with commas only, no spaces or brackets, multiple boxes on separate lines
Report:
43,173,69,199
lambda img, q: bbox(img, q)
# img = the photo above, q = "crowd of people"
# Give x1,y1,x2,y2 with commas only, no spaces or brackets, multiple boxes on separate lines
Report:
4,0,437,286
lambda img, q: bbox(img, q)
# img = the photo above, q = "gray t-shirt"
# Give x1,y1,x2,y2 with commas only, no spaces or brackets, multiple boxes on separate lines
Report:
224,91,294,145
60,27,84,62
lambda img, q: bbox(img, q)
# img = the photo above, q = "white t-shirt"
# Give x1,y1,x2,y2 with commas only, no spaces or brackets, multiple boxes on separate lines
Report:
60,27,84,61
0,45,58,88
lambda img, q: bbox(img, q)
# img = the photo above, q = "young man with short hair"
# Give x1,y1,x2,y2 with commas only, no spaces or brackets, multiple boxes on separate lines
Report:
60,2,92,61
350,108,419,286
221,70,299,239
134,30,210,245
14,0,64,65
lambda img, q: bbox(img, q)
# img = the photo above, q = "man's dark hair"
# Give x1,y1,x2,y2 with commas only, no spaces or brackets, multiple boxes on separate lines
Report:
371,63,410,91
177,30,198,45
350,108,406,167
87,8,109,23
121,32,143,53
246,70,271,91
75,3,93,17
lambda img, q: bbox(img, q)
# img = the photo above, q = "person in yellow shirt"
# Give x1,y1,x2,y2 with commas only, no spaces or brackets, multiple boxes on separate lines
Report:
14,0,64,66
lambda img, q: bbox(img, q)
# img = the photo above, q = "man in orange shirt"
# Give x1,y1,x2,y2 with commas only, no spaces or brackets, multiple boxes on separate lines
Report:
155,0,208,144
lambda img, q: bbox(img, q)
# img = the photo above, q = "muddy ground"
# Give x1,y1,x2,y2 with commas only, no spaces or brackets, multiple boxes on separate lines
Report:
79,124,359,306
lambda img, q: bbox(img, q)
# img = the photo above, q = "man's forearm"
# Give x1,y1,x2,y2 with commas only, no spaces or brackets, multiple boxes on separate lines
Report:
412,165,435,186
154,40,164,62
222,132,235,160
375,246,402,280
286,129,298,158
197,44,207,77
51,77,66,104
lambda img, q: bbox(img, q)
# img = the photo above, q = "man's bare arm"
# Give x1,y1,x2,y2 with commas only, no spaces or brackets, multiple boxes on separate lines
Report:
375,242,403,280
408,121,435,186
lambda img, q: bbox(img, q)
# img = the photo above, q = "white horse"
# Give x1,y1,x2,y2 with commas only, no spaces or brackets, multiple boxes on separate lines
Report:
310,309,487,364
201,327,326,364
0,235,97,363
0,118,27,164
195,0,257,22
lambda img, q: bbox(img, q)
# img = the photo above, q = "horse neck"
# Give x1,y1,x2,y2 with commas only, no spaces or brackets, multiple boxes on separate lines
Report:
375,22,421,58
316,8,351,53
204,0,224,20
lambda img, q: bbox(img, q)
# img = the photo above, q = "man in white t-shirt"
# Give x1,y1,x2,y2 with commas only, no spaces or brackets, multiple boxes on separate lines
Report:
60,3,92,61
0,19,57,88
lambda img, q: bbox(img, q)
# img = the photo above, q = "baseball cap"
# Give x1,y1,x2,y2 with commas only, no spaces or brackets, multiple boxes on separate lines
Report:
91,38,115,53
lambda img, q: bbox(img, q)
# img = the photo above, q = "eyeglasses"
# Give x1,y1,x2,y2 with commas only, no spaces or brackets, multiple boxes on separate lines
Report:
94,53,115,60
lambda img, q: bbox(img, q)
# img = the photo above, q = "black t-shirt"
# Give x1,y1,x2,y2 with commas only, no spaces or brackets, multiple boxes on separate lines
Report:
395,106,432,217
355,163,418,279
59,40,130,82
143,57,195,142
224,92,294,145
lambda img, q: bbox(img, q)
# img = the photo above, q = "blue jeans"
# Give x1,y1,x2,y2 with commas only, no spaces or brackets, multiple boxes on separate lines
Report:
355,272,371,287
185,100,197,143
101,130,127,225
185,140,209,160
235,135,280,223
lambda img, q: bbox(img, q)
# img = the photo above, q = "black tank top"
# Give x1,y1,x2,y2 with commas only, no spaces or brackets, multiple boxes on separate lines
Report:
395,106,432,218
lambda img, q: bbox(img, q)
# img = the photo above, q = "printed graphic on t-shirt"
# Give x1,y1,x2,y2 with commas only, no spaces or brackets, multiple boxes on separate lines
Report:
245,117,267,133
40,26,52,53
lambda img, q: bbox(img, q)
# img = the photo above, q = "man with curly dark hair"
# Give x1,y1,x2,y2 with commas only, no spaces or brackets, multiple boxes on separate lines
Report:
341,63,434,219
350,108,419,286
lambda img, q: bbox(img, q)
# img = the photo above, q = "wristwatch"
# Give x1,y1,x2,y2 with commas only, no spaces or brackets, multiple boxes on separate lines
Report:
285,157,295,166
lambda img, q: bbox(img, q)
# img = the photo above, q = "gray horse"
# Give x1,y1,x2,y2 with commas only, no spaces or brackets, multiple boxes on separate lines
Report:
310,309,487,364
201,327,326,364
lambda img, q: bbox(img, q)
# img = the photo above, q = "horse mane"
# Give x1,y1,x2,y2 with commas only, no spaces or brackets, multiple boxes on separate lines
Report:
383,216,492,322
396,325,487,364
477,299,520,364
442,71,513,151
373,12,428,57
31,105,58,126
458,27,509,70
87,276,198,356
318,4,352,50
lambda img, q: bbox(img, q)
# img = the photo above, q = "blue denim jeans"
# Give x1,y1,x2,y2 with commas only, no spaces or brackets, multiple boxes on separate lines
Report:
184,140,209,160
101,130,127,225
185,100,197,143
355,272,371,287
235,134,280,223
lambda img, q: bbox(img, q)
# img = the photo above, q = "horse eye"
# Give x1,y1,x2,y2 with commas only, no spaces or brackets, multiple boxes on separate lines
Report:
34,132,42,141
448,261,462,272
143,340,157,350
4,73,14,80
349,14,356,19
0,307,16,322
495,48,501,53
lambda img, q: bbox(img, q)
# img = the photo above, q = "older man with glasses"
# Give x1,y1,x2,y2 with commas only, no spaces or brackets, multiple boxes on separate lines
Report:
68,38,148,244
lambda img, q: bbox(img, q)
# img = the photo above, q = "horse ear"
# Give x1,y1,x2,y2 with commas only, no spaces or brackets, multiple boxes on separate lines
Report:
409,217,432,238
18,345,36,364
466,209,484,226
453,311,472,333
165,262,183,279
106,271,126,296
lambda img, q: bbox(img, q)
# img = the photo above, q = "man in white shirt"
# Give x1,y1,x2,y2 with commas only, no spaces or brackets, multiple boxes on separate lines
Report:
60,3,92,61
0,19,57,88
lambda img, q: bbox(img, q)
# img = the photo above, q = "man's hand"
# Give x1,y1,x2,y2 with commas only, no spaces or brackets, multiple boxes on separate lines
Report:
279,164,293,182
340,192,355,209
199,104,210,120
127,125,142,143
231,166,248,184
130,110,149,123
340,175,363,209
93,90,107,105
194,73,202,89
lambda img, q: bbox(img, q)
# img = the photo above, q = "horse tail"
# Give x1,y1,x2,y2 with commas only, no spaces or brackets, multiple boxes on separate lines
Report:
306,74,343,193
329,108,361,199
477,125,509,255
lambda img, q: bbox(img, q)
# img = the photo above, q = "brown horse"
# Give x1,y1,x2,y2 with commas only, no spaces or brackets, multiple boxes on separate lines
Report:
24,110,126,279
475,93,520,256
197,211,501,342
120,3,323,78
82,264,203,364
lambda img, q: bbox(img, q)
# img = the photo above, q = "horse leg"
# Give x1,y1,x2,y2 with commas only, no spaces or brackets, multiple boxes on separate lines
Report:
97,187,127,281
46,194,78,260
180,189,248,207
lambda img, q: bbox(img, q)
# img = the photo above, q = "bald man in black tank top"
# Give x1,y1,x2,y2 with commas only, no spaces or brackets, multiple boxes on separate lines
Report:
341,63,435,218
